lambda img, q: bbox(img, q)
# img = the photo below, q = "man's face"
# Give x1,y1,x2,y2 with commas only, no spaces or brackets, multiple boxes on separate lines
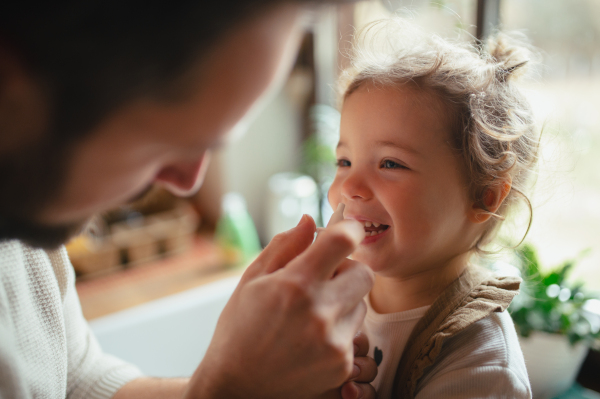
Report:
4,4,305,247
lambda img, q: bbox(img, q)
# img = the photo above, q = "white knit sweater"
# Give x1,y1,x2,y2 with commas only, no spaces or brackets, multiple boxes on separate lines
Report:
0,240,143,398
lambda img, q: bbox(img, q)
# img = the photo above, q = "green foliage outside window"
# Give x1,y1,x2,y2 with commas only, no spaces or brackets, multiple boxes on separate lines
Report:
509,243,600,347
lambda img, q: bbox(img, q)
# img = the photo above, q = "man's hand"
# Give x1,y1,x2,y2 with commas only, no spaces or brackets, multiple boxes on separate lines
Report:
184,215,374,399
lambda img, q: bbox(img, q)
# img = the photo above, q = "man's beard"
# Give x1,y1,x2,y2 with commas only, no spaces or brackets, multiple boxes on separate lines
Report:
0,184,155,250
0,131,159,250
0,214,90,250
0,139,87,249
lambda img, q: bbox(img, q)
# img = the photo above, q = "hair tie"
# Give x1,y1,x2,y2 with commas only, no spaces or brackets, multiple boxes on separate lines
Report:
496,61,528,82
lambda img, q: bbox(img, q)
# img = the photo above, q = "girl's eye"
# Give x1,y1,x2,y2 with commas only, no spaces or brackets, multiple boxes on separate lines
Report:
381,159,405,169
336,159,351,167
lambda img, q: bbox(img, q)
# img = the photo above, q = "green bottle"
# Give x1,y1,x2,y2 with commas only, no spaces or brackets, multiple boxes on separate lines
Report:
215,192,261,268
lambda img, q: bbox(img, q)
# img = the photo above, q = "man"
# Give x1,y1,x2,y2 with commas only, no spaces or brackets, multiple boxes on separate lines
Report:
0,1,377,398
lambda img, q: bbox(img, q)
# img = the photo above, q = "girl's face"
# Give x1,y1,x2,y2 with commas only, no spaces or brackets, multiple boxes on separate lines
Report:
329,82,481,278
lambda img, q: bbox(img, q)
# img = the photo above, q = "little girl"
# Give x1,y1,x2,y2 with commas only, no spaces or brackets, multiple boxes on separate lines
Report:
328,20,538,398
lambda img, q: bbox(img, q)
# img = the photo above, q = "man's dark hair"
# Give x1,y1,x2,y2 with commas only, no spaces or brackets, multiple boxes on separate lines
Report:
0,0,333,248
1,0,322,144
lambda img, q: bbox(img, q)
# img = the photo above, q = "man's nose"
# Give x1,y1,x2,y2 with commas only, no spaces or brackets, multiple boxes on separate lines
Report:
154,152,211,197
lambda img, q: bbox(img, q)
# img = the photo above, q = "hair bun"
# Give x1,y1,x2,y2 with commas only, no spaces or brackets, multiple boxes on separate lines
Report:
486,32,532,82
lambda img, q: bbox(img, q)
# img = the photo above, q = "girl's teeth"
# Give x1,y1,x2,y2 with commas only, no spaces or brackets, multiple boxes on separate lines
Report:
360,220,388,238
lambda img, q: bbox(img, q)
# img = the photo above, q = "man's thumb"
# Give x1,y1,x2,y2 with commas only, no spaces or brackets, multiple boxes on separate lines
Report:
243,214,316,279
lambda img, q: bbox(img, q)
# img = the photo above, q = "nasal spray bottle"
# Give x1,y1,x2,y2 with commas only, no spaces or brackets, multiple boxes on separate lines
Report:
316,203,345,239
327,203,345,227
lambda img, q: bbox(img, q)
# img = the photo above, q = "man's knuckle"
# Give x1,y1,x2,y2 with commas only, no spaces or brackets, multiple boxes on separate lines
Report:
278,277,311,309
306,312,329,341
353,263,375,285
267,231,290,248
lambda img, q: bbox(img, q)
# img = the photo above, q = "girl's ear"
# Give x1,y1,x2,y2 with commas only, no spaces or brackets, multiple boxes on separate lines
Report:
468,178,512,224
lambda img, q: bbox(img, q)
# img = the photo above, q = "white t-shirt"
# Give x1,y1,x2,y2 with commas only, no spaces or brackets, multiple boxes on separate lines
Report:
0,240,143,399
362,296,531,399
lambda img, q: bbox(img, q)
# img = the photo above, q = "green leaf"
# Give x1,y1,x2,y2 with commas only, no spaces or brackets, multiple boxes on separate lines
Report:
507,243,599,346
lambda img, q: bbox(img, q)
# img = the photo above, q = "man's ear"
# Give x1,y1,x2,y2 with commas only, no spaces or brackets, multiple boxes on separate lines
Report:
0,41,48,155
468,178,512,224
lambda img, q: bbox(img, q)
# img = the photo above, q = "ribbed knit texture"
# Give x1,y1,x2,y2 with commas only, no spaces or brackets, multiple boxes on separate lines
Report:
0,240,143,399
415,311,531,398
362,296,531,399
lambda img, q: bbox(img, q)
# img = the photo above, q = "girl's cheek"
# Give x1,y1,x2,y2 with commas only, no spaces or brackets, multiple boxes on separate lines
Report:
327,181,341,208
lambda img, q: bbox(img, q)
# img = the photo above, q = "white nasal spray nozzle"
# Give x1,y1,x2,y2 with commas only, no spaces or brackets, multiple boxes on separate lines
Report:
315,203,346,238
327,203,345,227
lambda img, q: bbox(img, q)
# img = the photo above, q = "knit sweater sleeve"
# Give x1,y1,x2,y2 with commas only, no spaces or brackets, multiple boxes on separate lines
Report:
0,290,31,398
414,312,531,399
415,365,530,398
51,247,144,399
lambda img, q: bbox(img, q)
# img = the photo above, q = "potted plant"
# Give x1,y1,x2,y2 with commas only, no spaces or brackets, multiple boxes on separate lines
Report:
507,244,600,399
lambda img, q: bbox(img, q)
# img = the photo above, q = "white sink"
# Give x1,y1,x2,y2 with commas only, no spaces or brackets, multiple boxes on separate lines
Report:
90,276,240,377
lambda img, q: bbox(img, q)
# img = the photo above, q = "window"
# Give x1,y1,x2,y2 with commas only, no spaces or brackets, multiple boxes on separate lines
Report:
501,0,600,288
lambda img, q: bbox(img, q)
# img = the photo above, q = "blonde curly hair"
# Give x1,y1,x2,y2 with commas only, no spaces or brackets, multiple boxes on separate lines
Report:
338,19,539,252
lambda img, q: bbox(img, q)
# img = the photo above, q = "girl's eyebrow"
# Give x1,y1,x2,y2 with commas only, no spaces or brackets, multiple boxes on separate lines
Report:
375,140,421,156
336,140,421,157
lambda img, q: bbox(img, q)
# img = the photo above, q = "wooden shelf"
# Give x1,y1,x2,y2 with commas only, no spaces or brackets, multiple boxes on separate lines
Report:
76,236,244,320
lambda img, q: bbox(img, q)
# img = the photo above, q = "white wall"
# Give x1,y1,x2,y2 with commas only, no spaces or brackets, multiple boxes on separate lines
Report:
220,88,303,243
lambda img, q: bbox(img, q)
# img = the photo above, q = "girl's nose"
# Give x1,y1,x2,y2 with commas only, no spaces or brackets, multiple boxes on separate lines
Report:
154,151,211,197
341,168,372,201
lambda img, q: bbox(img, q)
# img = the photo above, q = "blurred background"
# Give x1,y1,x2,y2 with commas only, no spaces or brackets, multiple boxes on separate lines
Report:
205,0,600,288
69,1,600,397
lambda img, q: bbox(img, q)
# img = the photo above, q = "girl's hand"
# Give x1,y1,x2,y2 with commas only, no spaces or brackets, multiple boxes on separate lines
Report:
320,331,378,399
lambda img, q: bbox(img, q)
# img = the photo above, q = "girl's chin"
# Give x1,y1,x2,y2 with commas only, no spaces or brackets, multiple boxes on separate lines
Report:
351,254,388,273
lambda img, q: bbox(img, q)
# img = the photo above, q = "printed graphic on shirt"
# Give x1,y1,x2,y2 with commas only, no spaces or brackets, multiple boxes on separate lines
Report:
374,346,383,366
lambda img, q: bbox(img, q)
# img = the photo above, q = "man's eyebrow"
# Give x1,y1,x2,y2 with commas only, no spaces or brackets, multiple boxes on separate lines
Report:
375,140,421,156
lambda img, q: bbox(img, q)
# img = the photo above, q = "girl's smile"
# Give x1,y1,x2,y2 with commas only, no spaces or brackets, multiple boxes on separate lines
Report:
344,217,391,244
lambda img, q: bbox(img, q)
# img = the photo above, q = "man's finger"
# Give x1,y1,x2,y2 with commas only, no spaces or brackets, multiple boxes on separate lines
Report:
243,214,316,280
341,381,377,399
287,219,364,281
324,260,374,317
332,297,368,346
